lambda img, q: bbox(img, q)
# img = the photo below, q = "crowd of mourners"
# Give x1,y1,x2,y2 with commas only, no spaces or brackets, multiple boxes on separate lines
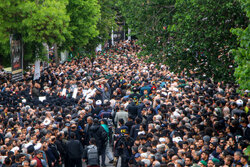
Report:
0,40,249,167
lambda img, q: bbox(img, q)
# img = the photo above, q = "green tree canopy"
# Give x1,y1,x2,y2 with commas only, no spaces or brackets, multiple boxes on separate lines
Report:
62,0,101,51
118,0,248,82
167,0,248,81
0,0,25,66
231,0,250,90
21,0,71,45
84,0,117,55
0,0,71,66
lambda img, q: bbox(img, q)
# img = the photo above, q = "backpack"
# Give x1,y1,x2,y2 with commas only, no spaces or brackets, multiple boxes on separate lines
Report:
87,145,99,166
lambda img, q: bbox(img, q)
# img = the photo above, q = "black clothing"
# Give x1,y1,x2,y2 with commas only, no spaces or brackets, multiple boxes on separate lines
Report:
69,158,82,167
127,102,138,119
88,123,108,155
55,139,66,162
114,135,134,167
130,124,140,140
125,121,134,133
66,139,84,159
32,87,40,97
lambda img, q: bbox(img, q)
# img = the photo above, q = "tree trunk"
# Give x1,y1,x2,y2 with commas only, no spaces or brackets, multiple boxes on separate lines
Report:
54,43,59,66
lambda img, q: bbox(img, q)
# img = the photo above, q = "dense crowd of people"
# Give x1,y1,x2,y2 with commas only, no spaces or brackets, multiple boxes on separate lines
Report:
0,40,249,167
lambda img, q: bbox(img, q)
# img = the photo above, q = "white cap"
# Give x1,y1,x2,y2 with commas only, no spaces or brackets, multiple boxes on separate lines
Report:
43,118,51,126
141,159,151,166
11,146,19,153
155,115,162,121
22,99,26,103
236,99,243,106
141,153,148,159
159,137,166,143
138,131,145,136
96,100,102,105
173,136,182,143
25,142,33,149
173,87,179,92
103,99,109,105
78,110,85,115
34,143,42,150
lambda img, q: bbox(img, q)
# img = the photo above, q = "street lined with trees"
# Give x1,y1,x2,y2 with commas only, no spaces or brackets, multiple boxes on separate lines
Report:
0,0,249,88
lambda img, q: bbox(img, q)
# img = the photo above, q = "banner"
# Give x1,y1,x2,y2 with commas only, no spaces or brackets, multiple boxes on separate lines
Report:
61,88,66,96
60,50,68,63
43,43,49,70
72,88,78,99
111,27,114,46
10,34,23,81
95,44,102,52
34,60,40,80
128,28,131,41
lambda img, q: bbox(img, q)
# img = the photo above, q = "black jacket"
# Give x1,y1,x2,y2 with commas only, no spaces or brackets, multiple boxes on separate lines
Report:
127,102,138,119
130,124,140,139
89,123,108,154
55,139,66,160
243,125,250,140
66,139,84,159
125,121,134,133
114,135,134,167
49,143,60,161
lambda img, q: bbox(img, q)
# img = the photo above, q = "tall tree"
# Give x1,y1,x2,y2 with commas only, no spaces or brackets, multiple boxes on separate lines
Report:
62,0,101,54
0,0,24,66
167,0,248,81
118,0,248,82
84,0,117,56
0,0,71,66
22,0,71,65
231,0,250,90
118,0,176,61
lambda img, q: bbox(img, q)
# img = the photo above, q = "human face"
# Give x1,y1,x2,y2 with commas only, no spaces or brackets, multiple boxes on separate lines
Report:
240,157,246,164
87,118,93,124
23,161,29,167
37,152,43,159
198,139,204,147
234,153,240,161
225,157,231,165
183,143,188,150
201,152,208,160
135,156,141,162
198,162,206,167
20,156,26,162
185,158,191,166
207,160,214,167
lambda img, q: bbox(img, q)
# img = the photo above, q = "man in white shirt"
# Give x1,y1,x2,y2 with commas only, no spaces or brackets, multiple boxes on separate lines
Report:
114,104,128,127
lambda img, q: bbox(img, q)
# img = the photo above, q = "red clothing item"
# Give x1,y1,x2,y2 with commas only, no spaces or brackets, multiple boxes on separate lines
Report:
33,156,43,167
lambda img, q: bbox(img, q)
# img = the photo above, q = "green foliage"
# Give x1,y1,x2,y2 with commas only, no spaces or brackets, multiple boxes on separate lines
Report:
118,0,248,82
62,0,101,51
231,0,250,90
22,0,71,45
244,145,250,160
0,0,24,40
0,42,11,67
0,0,71,67
0,0,116,66
84,0,117,56
168,0,248,82
0,0,24,67
98,0,117,42
118,0,175,60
